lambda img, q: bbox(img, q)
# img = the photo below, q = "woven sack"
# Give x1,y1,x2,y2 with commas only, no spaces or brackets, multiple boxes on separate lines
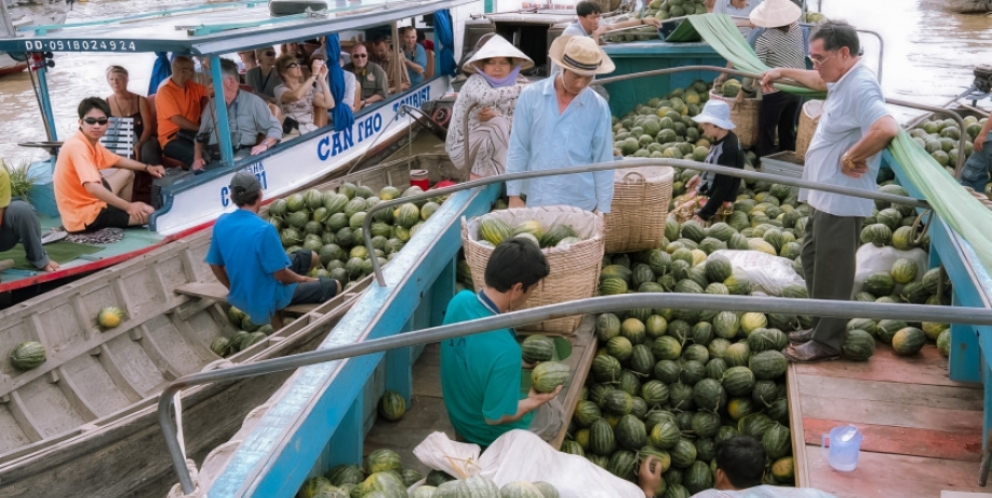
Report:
603,166,675,254
461,206,605,334
708,89,760,149
795,99,824,158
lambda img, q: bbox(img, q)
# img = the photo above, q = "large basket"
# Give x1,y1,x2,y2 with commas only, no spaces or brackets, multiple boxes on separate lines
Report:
795,100,824,159
461,206,605,334
708,89,760,149
603,166,675,254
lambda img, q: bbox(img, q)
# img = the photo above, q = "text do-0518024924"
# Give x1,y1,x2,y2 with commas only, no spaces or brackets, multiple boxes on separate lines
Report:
23,39,138,52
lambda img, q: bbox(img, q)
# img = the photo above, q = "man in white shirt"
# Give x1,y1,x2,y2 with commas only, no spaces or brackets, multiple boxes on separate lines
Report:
761,21,898,362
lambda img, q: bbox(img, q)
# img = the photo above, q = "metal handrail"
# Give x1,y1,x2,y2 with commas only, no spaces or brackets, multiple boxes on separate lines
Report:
361,157,930,286
160,293,992,493
856,29,885,83
885,99,969,177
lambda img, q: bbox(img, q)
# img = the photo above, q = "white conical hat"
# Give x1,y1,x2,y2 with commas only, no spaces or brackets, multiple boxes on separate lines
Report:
749,0,802,28
462,34,535,74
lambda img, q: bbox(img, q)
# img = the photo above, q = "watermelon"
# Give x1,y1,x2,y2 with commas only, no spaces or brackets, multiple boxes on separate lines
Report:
607,450,639,480
860,223,892,247
841,329,876,361
725,342,751,367
891,258,918,284
937,329,951,357
604,390,634,415
541,224,577,248
680,360,707,385
616,414,648,450
772,457,795,484
365,449,402,474
629,345,656,376
10,341,46,370
691,411,721,438
597,313,622,341
876,319,909,344
326,465,365,486
606,336,634,362
692,378,726,412
762,423,792,460
738,413,776,439
749,350,788,380
891,225,915,250
378,391,406,421
600,278,629,295
721,366,756,397
892,327,926,356
573,400,602,427
684,460,714,495
863,272,895,297
531,361,569,393
479,217,512,245
588,419,616,455
500,481,545,498
740,313,767,335
669,439,698,469
521,335,555,364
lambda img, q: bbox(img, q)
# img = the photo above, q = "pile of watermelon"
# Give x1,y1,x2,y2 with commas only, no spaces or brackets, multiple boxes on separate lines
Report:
296,448,561,498
476,218,584,250
612,82,715,161
908,115,986,178
265,183,444,289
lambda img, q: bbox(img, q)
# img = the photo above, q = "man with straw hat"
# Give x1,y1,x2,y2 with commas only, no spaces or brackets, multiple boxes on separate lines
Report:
506,36,616,214
446,35,533,179
747,0,806,163
761,21,898,362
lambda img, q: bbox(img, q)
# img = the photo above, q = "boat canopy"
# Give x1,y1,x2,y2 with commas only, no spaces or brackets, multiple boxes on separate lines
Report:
0,0,473,56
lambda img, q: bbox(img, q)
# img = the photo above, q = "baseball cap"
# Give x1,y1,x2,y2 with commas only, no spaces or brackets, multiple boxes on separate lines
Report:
230,171,262,204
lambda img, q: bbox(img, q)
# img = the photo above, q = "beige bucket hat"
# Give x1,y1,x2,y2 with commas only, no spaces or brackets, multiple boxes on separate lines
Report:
548,35,615,76
461,34,535,74
749,0,802,28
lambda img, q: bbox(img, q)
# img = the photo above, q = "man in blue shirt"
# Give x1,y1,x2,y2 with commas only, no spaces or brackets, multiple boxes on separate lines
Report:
440,239,559,447
761,21,898,362
506,36,616,214
562,1,662,45
206,172,340,329
400,26,428,86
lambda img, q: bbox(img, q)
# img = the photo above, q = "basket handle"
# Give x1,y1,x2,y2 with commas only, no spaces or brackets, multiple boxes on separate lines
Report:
622,171,646,183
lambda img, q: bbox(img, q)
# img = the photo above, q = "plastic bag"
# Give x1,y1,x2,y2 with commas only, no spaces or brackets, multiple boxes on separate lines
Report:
711,250,805,296
852,244,928,296
412,432,483,480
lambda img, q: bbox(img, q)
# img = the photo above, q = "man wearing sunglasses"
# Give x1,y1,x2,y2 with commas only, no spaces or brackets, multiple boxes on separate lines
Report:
345,43,388,110
246,46,283,104
55,97,166,233
760,21,899,363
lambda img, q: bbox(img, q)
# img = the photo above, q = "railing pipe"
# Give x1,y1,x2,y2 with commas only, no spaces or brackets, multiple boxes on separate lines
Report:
161,294,992,493
361,157,930,286
885,98,969,178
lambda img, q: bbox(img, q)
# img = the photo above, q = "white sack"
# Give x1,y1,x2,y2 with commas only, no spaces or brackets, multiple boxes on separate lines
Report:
412,431,483,480
711,250,805,296
852,244,928,296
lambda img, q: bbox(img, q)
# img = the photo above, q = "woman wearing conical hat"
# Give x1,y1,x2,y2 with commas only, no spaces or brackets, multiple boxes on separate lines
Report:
445,35,534,179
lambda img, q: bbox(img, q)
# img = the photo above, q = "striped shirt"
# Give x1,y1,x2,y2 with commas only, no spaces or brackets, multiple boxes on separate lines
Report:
747,24,805,94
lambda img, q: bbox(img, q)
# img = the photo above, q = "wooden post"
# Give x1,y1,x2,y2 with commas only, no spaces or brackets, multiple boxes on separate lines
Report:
391,21,403,94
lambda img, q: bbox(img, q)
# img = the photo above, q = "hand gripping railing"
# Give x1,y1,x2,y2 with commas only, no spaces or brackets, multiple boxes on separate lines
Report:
361,157,930,286
160,293,992,493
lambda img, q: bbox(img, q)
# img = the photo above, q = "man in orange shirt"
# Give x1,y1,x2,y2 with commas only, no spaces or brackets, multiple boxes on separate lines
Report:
156,56,208,168
55,97,166,233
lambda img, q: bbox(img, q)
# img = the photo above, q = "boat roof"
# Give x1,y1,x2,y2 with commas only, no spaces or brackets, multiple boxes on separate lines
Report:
0,0,473,55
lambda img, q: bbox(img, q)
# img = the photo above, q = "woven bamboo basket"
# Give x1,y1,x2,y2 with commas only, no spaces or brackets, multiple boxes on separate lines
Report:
461,206,605,334
708,89,760,149
603,166,675,254
795,99,824,158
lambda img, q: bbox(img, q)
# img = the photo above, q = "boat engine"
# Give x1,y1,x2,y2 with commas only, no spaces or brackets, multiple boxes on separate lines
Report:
973,65,992,95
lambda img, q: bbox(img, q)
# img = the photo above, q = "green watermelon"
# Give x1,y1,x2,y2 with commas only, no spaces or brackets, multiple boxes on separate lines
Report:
841,329,876,361
531,361,569,393
10,341,46,370
378,391,406,421
749,350,788,380
521,335,556,364
892,327,926,356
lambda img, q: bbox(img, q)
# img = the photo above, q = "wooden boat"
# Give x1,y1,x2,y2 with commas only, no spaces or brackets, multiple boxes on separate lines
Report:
0,152,466,498
940,0,992,13
0,0,67,77
0,0,482,295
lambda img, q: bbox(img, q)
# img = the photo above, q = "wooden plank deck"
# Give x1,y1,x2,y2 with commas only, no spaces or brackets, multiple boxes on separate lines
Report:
363,315,598,474
789,342,986,497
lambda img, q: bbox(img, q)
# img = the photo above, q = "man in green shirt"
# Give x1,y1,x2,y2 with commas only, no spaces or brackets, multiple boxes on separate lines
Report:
440,238,558,447
0,166,58,272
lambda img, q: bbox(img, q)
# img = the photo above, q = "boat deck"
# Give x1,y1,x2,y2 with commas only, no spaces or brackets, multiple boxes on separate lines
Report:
363,316,599,474
789,342,987,497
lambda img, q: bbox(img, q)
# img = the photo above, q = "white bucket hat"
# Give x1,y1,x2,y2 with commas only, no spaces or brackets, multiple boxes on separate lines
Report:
462,34,535,74
692,100,736,130
749,0,802,28
548,35,615,76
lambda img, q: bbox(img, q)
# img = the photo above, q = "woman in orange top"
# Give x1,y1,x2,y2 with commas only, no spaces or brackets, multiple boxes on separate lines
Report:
54,97,167,233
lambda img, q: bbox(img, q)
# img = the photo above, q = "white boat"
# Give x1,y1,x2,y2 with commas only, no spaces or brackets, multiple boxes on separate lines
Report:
0,0,68,75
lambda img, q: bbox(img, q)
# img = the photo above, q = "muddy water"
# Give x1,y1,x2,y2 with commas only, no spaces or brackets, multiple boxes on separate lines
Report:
1,0,991,164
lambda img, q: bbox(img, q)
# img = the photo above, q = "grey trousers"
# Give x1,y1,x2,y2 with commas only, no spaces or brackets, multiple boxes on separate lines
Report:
801,209,863,352
0,200,49,269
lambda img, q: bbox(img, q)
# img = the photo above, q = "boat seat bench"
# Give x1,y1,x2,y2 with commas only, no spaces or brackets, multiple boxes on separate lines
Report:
173,282,319,316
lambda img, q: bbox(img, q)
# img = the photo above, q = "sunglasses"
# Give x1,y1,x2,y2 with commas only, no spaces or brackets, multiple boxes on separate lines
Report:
287,62,300,69
264,51,275,56
807,54,834,66
82,117,109,125
353,53,368,58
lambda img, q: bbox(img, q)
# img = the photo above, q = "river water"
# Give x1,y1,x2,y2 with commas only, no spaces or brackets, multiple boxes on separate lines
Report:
0,0,990,164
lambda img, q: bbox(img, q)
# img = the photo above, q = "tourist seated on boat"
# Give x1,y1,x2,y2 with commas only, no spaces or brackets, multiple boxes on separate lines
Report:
245,46,283,105
417,28,435,52
745,0,806,163
193,55,214,90
370,34,411,94
156,55,208,168
960,113,992,193
713,0,766,38
105,65,155,163
506,36,615,213
439,239,559,448
399,26,427,86
236,49,258,75
0,166,58,272
345,43,388,110
191,59,282,171
445,35,533,179
55,97,166,233
561,1,662,45
683,100,745,224
273,54,334,137
689,436,836,497
207,172,341,330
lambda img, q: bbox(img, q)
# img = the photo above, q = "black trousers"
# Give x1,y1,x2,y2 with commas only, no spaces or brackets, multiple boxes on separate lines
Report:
801,210,864,352
756,91,803,160
162,132,196,167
